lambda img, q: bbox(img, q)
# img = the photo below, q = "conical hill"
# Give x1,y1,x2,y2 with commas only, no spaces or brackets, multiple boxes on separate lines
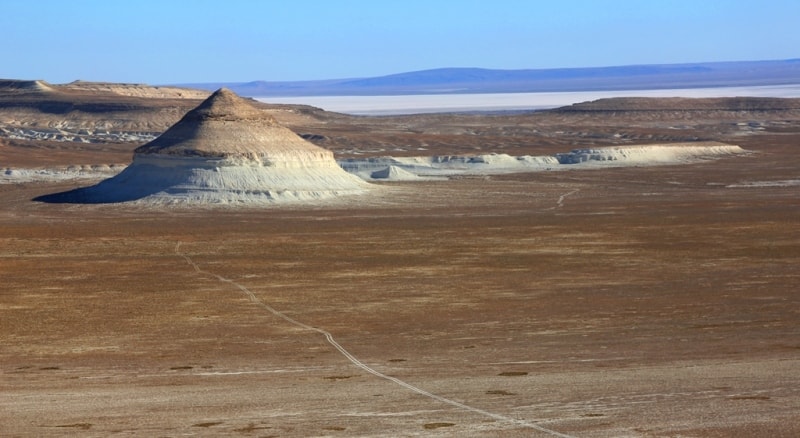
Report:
134,88,330,162
37,88,370,204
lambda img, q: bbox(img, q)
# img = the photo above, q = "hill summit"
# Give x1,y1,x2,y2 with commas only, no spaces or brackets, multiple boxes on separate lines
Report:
134,88,336,162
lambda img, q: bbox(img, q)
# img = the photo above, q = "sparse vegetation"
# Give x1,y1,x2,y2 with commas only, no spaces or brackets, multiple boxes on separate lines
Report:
193,421,223,428
486,390,516,396
423,422,455,430
55,423,92,430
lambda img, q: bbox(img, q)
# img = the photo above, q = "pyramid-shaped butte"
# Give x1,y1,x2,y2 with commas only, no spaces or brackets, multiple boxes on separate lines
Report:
135,88,329,161
49,88,370,204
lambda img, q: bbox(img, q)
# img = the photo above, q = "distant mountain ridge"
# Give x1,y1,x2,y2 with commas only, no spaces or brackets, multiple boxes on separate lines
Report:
180,59,800,97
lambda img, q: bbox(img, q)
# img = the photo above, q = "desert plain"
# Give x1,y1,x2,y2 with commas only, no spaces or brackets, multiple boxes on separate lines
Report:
1,85,799,437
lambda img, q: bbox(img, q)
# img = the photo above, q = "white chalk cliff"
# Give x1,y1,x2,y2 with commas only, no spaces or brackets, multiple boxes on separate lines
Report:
38,88,370,204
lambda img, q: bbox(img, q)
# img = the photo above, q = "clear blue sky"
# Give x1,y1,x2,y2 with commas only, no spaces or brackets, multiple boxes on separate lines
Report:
3,0,799,84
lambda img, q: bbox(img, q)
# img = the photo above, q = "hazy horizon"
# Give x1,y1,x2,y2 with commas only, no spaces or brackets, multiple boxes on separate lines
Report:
3,0,799,84
256,84,800,115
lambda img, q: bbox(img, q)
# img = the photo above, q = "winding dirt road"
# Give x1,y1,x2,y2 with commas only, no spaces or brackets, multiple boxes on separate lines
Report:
175,241,574,437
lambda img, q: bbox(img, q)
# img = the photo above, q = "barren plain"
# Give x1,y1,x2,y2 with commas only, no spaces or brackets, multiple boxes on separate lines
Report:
1,83,799,437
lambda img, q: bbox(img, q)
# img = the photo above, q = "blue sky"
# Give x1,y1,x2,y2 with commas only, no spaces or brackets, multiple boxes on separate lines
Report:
3,0,799,84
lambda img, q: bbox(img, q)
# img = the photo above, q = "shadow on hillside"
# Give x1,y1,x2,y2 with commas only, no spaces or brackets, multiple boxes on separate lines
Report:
33,183,166,204
33,166,176,204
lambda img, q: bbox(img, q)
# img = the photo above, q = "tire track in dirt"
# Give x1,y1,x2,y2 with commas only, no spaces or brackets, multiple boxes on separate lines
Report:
175,241,575,437
557,189,580,209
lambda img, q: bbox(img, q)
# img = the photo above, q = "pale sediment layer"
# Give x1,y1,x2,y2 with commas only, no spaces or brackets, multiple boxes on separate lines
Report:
9,143,748,187
341,143,747,180
555,143,747,164
370,165,429,181
33,154,370,205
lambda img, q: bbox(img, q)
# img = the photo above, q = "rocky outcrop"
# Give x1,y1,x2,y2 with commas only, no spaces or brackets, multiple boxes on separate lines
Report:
35,89,370,205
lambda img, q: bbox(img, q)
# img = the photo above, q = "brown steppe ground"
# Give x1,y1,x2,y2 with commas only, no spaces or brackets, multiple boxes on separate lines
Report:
2,103,800,436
